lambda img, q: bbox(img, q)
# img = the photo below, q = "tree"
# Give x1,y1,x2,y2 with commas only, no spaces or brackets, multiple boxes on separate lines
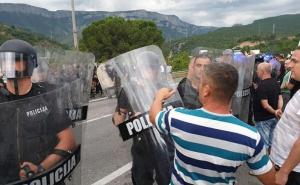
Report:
169,51,189,71
79,17,164,62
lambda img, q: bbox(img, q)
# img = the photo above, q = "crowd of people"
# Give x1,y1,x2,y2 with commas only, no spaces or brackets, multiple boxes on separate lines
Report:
148,47,300,185
105,46,300,185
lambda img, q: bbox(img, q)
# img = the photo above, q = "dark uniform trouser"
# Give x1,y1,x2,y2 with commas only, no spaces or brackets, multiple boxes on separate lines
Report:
131,129,174,185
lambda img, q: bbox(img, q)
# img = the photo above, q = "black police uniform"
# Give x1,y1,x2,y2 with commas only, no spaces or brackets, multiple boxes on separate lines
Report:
0,83,72,184
177,77,202,109
116,88,173,185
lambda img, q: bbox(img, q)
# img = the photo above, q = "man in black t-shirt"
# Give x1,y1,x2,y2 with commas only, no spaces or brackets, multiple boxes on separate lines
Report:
0,39,75,184
253,62,283,152
177,77,200,108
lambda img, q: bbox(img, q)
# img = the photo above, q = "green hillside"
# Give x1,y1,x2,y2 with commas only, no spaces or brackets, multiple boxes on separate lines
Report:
0,4,216,45
0,24,68,49
171,14,300,52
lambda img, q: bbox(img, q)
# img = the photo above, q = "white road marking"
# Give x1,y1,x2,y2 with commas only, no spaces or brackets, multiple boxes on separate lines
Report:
89,95,116,103
91,162,132,185
87,114,113,123
86,97,130,184
89,97,109,103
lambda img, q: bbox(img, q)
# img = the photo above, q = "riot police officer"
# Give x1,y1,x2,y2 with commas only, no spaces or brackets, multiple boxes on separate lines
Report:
177,51,211,109
112,51,174,185
0,39,76,184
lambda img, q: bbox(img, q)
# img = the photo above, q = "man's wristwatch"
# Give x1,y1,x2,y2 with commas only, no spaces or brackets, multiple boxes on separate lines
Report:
37,164,46,173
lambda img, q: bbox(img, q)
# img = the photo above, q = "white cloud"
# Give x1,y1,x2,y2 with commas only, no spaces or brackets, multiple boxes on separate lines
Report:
0,0,299,27
193,11,208,17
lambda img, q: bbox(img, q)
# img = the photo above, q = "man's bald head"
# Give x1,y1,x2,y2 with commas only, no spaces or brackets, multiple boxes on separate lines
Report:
257,62,272,74
257,62,272,79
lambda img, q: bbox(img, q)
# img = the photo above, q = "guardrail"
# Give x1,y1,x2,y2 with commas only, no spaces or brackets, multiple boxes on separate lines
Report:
171,70,188,79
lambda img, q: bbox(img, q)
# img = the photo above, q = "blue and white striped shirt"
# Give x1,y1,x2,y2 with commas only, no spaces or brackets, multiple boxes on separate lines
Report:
155,108,273,185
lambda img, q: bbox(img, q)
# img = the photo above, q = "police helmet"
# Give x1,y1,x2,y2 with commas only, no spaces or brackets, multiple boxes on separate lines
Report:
136,51,161,71
0,39,37,78
263,53,273,62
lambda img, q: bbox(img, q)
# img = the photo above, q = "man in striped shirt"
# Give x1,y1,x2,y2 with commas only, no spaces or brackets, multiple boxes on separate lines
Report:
150,62,275,185
271,47,300,185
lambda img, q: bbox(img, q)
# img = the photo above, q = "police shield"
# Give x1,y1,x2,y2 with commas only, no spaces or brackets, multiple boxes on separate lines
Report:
97,45,182,185
221,50,255,122
0,49,94,185
177,47,221,109
186,47,255,122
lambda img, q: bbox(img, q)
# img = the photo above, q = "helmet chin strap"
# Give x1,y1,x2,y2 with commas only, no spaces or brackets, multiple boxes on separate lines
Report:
13,78,19,95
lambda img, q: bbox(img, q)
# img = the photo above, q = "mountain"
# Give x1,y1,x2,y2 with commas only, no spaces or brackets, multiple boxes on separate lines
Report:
174,14,300,51
0,3,217,45
0,23,67,49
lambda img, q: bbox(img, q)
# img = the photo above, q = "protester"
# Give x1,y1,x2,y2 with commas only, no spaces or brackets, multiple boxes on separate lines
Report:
271,47,300,185
276,54,286,83
280,59,292,110
253,62,282,152
150,62,275,185
269,55,281,79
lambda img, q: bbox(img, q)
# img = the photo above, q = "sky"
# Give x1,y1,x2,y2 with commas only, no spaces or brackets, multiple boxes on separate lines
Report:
0,0,300,27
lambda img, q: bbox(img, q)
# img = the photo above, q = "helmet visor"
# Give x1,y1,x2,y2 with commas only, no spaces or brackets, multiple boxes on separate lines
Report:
0,52,36,78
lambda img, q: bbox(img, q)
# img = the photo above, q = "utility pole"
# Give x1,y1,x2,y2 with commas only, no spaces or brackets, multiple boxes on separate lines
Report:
185,27,188,38
71,0,78,50
272,23,276,36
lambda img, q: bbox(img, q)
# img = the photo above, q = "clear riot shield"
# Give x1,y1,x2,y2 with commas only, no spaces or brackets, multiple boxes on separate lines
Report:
97,45,182,185
177,47,222,109
0,49,94,185
186,47,255,122
221,51,255,122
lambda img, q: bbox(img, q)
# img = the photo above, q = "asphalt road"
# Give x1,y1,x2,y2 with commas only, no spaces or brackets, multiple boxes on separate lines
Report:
81,98,262,185
81,98,131,185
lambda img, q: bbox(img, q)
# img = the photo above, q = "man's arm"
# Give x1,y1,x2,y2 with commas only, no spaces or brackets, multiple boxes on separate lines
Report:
20,127,76,177
261,98,282,119
276,95,283,118
112,89,130,126
247,134,276,185
149,88,175,125
261,99,277,114
41,127,76,169
256,167,276,185
275,136,300,185
278,95,283,110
